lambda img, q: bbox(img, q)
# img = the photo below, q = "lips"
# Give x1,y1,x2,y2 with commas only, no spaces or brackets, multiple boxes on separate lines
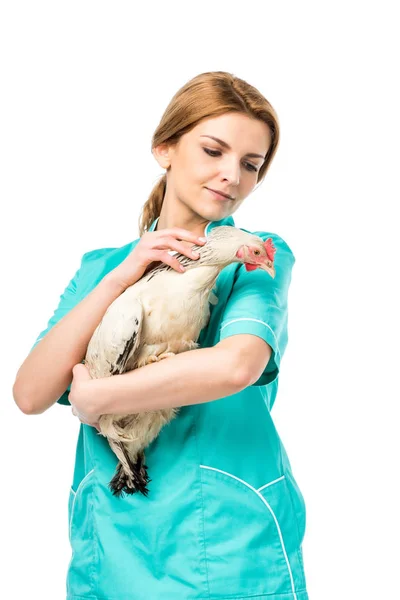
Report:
206,187,234,200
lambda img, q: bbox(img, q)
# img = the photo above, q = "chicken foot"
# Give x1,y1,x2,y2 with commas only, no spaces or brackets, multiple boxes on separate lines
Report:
147,351,176,362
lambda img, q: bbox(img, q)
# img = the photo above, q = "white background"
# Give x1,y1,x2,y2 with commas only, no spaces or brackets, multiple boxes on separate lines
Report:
2,1,399,598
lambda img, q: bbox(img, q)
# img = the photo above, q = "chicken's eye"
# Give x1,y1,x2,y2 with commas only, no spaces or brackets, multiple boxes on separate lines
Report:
253,250,261,256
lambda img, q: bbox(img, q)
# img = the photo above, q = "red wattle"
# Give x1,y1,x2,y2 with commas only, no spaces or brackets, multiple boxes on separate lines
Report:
244,263,258,271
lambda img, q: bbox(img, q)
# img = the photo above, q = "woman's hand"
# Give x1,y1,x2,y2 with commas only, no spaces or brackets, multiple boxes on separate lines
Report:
69,363,102,432
105,227,208,290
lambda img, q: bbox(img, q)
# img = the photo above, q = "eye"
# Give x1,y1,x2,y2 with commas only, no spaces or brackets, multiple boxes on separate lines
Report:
203,148,258,173
244,162,258,173
203,148,221,158
253,249,261,256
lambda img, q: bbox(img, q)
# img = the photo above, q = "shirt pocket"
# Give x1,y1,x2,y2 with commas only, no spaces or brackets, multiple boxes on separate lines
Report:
199,464,307,598
67,469,98,598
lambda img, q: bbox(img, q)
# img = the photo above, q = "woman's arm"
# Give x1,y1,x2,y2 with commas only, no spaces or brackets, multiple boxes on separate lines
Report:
13,273,129,415
83,344,251,418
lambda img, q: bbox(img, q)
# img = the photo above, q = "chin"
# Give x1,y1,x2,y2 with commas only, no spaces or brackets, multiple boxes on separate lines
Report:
204,207,229,222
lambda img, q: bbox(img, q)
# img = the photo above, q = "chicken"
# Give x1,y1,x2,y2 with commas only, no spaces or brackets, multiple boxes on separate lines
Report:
84,226,276,497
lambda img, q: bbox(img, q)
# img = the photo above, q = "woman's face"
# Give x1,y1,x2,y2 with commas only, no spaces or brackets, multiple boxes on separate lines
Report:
153,112,272,223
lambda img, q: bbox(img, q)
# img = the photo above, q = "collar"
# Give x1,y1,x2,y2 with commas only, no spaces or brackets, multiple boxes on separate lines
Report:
148,214,235,236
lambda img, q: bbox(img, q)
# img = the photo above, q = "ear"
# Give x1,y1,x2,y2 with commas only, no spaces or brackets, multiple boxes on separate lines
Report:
152,142,174,170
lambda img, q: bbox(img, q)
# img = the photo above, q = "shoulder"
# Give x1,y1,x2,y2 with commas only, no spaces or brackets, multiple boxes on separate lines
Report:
77,239,141,284
81,247,119,263
80,238,140,266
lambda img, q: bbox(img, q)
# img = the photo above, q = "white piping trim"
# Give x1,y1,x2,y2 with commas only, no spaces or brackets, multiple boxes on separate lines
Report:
199,465,298,600
220,317,280,357
257,475,285,492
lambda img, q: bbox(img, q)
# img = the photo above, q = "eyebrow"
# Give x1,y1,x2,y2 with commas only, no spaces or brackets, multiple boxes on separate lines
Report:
200,135,266,159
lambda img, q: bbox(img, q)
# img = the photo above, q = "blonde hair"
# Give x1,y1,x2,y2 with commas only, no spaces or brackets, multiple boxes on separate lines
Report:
138,71,280,237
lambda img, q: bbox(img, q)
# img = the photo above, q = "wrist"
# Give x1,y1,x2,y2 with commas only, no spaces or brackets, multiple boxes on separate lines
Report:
86,377,106,418
103,267,144,292
101,272,130,294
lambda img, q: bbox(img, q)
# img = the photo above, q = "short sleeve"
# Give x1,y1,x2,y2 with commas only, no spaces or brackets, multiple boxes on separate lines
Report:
218,233,295,387
29,254,87,406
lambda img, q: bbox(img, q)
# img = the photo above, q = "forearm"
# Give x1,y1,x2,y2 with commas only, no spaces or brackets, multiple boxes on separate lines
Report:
13,274,129,415
92,345,249,416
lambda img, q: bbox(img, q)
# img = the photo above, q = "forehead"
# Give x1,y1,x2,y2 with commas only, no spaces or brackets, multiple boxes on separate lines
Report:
187,112,271,152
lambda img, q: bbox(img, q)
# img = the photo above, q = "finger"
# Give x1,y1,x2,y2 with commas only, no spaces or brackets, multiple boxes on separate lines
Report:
152,238,200,264
158,251,186,273
161,238,200,260
155,229,207,244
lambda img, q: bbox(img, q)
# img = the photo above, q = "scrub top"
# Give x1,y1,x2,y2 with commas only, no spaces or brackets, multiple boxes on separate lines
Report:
31,214,308,600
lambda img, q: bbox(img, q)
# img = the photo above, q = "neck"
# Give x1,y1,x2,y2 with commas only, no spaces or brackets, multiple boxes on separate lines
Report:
155,216,211,235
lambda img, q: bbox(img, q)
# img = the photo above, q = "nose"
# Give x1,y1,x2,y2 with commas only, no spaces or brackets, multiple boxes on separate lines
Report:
220,157,241,186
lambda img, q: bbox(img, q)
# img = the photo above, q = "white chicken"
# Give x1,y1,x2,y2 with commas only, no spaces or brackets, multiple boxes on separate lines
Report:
84,226,276,497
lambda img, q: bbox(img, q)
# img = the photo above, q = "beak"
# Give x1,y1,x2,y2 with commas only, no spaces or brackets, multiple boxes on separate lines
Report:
259,262,276,278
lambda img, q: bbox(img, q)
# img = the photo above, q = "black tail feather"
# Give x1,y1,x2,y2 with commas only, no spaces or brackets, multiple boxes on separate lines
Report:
108,444,151,498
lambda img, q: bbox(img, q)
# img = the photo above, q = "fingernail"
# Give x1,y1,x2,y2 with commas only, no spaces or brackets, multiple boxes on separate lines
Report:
199,237,207,242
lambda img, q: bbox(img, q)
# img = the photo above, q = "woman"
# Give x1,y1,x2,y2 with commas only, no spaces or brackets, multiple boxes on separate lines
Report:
14,71,309,600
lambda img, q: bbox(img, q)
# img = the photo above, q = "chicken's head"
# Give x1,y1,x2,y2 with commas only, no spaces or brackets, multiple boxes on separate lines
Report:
236,236,276,278
198,226,276,278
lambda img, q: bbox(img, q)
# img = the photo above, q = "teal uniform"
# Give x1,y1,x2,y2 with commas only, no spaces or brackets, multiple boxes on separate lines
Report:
31,215,308,599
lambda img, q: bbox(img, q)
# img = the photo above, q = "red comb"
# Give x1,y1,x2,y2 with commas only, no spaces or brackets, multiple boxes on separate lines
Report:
264,238,276,262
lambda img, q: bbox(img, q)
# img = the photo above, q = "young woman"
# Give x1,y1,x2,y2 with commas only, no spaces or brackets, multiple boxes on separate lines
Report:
14,71,309,600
